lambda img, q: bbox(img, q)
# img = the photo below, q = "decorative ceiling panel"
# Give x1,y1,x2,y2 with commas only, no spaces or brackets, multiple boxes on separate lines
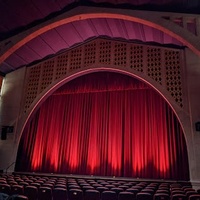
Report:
1,0,197,74
1,18,184,74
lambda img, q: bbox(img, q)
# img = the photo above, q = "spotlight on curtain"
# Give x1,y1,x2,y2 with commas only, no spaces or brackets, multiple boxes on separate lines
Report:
15,72,189,180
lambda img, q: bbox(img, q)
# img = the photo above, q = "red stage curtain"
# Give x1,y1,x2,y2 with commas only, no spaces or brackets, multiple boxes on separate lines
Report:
16,72,189,180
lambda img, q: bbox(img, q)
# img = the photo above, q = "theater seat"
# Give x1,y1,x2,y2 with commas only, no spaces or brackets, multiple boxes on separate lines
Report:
68,188,83,200
155,189,169,195
0,183,11,195
186,191,198,198
154,193,170,200
92,184,102,189
53,187,68,200
101,191,117,200
171,190,185,195
137,192,153,200
111,187,124,195
118,191,135,200
84,189,100,200
126,188,139,194
11,185,24,195
189,194,200,200
24,185,38,200
38,186,52,200
81,185,94,192
54,184,67,189
171,194,187,200
141,189,154,195
30,182,40,189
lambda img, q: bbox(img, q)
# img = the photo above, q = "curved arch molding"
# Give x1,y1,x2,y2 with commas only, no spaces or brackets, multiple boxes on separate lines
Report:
1,6,200,64
15,38,193,180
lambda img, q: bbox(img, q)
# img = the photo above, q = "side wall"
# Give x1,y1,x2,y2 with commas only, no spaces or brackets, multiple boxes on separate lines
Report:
0,67,26,172
185,49,200,185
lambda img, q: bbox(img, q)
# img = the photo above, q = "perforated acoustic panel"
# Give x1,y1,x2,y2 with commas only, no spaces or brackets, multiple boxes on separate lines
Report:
55,54,68,80
130,45,143,72
40,59,55,92
164,50,183,107
114,42,127,67
23,38,184,112
99,40,111,65
69,47,82,71
24,64,41,111
147,47,162,84
84,41,96,67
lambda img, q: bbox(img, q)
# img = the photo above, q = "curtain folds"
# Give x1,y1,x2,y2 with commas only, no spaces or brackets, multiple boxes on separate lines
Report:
16,72,189,180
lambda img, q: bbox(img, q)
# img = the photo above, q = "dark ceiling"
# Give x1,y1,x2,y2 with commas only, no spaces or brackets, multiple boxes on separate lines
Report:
0,0,199,75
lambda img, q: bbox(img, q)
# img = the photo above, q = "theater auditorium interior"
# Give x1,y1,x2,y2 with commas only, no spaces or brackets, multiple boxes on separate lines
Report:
1,0,200,199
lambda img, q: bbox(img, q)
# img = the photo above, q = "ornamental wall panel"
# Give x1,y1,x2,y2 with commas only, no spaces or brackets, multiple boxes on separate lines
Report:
23,38,185,112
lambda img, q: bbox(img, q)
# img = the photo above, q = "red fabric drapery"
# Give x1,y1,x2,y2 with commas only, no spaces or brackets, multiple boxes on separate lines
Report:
16,72,189,180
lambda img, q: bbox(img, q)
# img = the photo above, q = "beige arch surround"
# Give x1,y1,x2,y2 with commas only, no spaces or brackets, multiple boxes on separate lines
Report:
15,65,194,181
1,6,200,64
13,36,194,180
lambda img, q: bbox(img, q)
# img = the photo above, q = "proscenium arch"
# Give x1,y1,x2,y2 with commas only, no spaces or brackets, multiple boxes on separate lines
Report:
1,6,200,64
15,67,191,178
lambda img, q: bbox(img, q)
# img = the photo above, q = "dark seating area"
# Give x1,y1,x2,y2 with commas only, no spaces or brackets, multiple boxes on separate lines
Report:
0,173,199,200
